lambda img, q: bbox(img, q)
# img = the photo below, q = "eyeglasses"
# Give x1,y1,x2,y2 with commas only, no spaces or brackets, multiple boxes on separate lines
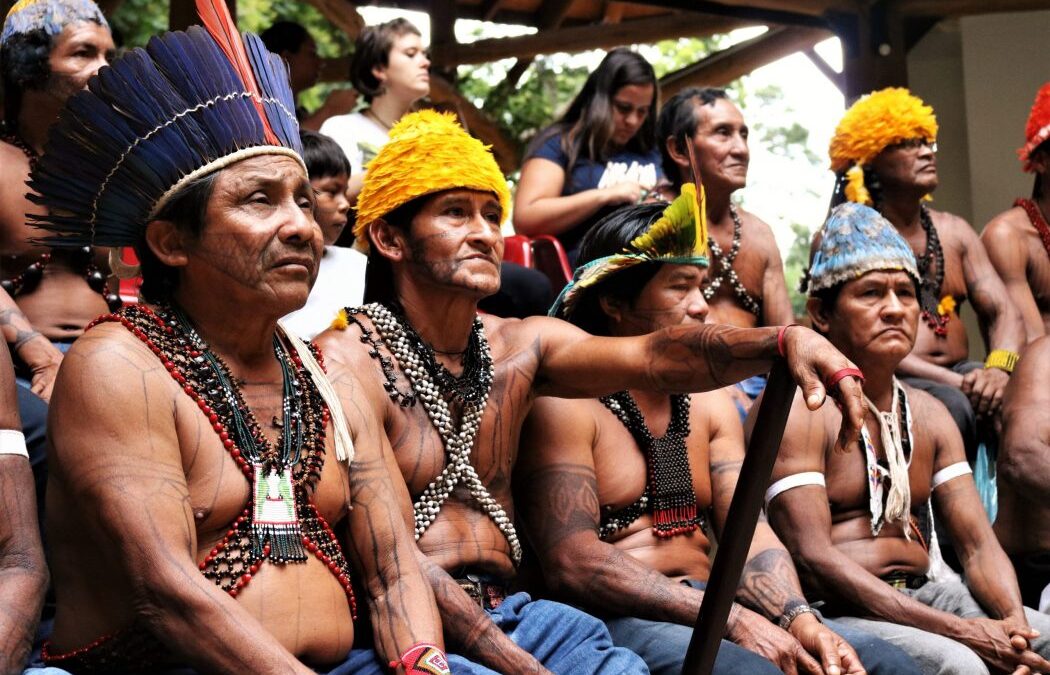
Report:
886,138,937,153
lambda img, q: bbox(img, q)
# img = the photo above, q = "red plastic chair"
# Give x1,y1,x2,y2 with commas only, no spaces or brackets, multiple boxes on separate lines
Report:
530,235,572,288
117,249,143,304
503,234,534,268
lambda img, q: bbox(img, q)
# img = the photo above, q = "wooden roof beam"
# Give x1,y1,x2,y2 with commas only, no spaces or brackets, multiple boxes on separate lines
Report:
896,0,1050,16
431,13,750,67
659,25,829,98
301,0,365,39
620,0,834,28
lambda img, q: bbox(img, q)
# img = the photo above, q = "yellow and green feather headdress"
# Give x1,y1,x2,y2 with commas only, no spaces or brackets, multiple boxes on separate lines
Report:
549,183,709,319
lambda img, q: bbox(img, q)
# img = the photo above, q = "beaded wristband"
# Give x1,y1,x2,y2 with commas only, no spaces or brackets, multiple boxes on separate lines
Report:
984,349,1019,374
777,324,800,358
390,643,451,674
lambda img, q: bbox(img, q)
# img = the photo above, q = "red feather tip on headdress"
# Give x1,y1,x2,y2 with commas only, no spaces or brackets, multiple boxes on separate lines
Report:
195,0,279,145
1019,82,1050,171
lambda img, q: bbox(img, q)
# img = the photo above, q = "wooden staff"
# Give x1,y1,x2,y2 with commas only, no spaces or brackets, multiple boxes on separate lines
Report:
681,360,799,675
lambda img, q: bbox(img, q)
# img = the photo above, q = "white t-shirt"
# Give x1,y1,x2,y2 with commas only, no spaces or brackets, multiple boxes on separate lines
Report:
318,112,390,175
283,246,368,340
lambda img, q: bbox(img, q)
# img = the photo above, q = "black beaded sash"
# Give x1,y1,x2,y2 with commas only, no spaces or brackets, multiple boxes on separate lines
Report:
598,392,705,539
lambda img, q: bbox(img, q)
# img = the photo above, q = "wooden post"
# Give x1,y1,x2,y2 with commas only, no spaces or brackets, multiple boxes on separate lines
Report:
832,2,908,102
429,0,458,81
681,360,799,675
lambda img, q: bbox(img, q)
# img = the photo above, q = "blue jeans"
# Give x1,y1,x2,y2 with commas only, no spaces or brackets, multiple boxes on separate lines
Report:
605,580,920,675
350,592,644,674
732,373,768,422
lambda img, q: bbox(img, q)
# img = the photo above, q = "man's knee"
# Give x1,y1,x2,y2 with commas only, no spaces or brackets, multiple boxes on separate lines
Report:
508,599,648,673
710,639,781,675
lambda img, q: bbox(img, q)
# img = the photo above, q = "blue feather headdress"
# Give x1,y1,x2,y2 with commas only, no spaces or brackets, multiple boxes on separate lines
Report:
26,0,303,248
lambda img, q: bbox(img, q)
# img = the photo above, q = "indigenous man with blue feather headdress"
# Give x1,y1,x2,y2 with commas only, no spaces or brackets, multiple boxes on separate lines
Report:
28,1,456,673
518,194,920,675
317,109,872,674
770,203,1050,675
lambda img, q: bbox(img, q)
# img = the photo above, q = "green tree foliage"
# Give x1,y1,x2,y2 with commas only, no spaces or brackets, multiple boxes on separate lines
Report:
783,221,814,318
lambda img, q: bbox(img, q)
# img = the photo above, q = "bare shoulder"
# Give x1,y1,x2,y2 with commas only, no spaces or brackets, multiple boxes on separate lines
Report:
736,207,780,248
49,322,178,467
690,388,738,430
982,205,1031,240
901,383,951,424
55,322,168,394
527,394,603,440
520,395,601,468
928,207,979,243
1023,334,1050,363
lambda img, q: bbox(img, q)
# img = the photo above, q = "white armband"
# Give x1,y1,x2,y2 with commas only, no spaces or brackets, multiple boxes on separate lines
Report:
0,430,27,458
931,461,971,490
765,471,826,507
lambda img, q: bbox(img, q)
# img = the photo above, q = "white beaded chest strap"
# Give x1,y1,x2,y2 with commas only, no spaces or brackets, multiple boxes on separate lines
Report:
363,303,522,566
764,471,825,507
0,430,28,458
931,461,971,490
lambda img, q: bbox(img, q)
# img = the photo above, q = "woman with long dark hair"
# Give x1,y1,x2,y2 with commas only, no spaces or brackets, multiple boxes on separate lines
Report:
514,48,662,261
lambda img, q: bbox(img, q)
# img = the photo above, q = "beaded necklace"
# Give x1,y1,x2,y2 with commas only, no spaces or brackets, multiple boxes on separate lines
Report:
1015,198,1050,262
703,204,762,318
1,134,120,310
89,303,356,611
598,392,704,539
915,205,950,337
347,303,523,565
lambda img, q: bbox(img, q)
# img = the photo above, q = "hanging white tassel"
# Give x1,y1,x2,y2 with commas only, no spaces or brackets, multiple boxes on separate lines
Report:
865,379,912,537
278,321,355,465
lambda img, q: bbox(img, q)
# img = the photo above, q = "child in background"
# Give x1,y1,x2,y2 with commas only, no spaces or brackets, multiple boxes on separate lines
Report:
283,130,367,339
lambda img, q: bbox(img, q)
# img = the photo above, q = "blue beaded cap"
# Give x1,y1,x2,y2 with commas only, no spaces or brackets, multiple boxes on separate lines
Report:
808,202,919,294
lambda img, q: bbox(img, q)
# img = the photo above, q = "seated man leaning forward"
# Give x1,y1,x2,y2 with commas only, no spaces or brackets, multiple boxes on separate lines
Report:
518,197,921,675
996,335,1050,612
767,202,1050,675
316,110,870,675
35,8,452,674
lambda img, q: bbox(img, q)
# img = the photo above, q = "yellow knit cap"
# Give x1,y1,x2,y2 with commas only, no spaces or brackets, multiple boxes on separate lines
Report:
829,87,938,173
353,110,511,252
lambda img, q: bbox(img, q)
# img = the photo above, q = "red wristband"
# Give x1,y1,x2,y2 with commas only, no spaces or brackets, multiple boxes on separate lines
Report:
390,643,451,674
777,324,800,358
825,367,865,391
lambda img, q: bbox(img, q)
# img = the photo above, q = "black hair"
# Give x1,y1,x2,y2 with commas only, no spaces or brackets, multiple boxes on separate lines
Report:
260,21,311,56
563,202,667,335
656,86,730,189
361,194,428,305
300,129,351,180
136,172,217,303
829,164,883,210
527,48,657,178
1,28,54,128
350,18,422,103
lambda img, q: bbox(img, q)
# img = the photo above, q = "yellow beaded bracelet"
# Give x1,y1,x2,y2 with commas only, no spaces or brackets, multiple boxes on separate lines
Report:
984,349,1020,374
